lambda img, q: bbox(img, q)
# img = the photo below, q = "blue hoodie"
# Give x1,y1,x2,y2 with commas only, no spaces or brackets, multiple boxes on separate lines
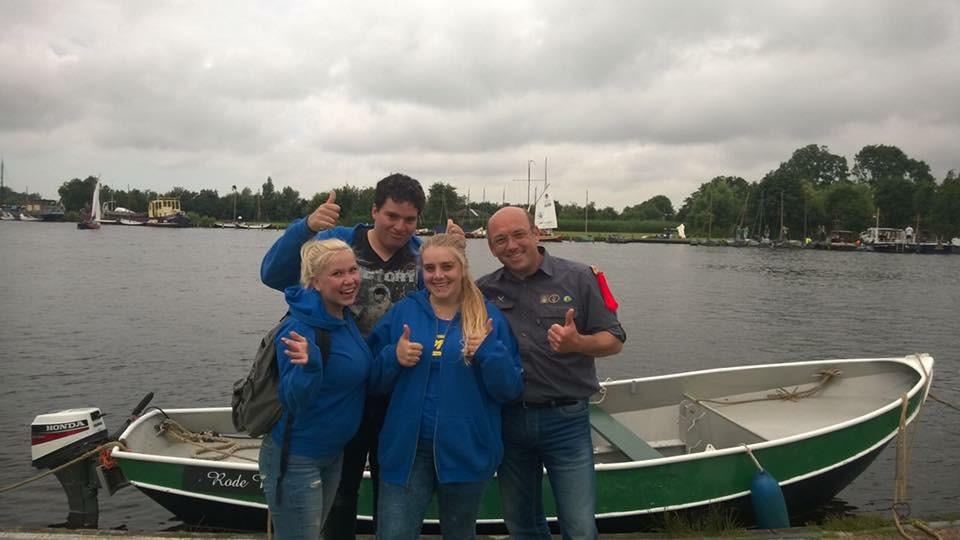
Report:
368,289,524,485
260,219,423,292
270,285,373,459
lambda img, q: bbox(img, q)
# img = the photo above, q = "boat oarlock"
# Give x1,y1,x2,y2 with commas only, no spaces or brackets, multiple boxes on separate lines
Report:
27,393,154,528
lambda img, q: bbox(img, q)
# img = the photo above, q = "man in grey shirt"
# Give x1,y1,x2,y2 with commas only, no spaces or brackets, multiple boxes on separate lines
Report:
477,206,626,540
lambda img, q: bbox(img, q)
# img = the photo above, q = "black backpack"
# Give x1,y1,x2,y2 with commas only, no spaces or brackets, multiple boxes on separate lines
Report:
231,315,331,437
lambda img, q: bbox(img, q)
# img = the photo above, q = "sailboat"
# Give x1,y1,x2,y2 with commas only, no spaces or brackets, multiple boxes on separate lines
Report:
534,189,563,242
530,158,562,242
77,179,102,230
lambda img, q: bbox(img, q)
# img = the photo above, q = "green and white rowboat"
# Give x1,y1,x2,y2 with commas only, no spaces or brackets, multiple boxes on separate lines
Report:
111,353,933,533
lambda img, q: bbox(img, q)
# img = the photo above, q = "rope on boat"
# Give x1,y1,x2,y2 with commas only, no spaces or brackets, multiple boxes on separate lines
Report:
156,419,260,463
0,440,128,494
590,378,612,404
689,368,842,406
891,357,941,540
740,443,764,471
927,392,959,411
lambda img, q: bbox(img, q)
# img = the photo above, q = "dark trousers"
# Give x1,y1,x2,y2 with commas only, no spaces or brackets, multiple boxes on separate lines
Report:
322,395,389,540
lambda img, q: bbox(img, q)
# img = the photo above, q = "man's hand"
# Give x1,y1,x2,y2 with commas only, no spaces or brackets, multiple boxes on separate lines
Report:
307,191,340,232
447,218,467,249
547,308,581,354
281,331,310,365
396,324,423,367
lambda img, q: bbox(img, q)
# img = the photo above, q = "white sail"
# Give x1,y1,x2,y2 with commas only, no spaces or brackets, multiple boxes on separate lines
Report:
92,180,102,222
534,191,558,230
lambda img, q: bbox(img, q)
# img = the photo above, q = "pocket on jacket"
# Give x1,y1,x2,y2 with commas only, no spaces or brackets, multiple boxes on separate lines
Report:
440,416,496,474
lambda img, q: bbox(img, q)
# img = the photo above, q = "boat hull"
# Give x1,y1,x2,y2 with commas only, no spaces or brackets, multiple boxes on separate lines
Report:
112,355,933,533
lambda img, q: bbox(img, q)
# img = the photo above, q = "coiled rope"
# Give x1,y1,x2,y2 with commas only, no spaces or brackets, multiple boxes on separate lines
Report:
0,440,128,494
156,419,259,462
690,368,842,406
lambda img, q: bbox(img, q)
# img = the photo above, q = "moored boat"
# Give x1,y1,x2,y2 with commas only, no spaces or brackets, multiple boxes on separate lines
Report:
860,227,906,253
145,198,192,227
104,354,933,534
815,230,859,251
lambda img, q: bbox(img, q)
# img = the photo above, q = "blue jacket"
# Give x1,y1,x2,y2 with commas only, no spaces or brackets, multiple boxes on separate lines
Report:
368,289,524,485
270,285,373,459
260,219,423,292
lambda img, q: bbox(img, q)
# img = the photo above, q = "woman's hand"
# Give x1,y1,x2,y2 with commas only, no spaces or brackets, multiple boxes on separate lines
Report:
281,331,310,365
396,324,423,367
464,318,494,357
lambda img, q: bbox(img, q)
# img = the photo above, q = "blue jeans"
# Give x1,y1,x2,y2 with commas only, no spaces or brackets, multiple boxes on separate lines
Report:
259,435,343,540
498,399,597,540
377,439,488,540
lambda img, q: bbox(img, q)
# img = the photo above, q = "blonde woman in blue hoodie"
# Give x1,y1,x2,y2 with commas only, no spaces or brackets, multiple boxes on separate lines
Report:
259,238,373,540
367,234,524,540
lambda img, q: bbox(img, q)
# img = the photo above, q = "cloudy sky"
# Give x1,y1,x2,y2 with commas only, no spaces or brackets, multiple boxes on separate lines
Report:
2,1,958,211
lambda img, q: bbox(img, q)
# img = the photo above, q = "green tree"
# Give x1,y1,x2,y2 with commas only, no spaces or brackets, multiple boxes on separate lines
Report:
273,186,303,221
853,144,934,185
622,195,676,220
680,176,746,236
932,171,960,237
873,177,915,228
423,182,464,226
823,181,874,233
190,189,223,219
261,177,277,221
784,144,849,186
57,176,99,211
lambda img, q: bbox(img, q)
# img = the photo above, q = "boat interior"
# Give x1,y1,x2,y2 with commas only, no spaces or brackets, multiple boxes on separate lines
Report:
588,359,923,464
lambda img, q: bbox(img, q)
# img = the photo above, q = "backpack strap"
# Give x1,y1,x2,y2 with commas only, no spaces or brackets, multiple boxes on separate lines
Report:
316,327,332,366
277,325,332,504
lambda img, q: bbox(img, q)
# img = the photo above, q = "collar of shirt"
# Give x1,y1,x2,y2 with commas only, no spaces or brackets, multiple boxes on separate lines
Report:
497,246,554,282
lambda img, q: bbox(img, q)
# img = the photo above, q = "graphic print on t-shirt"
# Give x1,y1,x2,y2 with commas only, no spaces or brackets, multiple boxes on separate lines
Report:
350,230,419,336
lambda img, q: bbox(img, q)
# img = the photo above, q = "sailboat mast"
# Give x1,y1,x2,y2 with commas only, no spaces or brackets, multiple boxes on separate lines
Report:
585,189,589,233
779,191,784,242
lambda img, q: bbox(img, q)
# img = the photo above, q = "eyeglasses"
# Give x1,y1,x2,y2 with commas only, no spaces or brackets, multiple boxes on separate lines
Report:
491,228,533,248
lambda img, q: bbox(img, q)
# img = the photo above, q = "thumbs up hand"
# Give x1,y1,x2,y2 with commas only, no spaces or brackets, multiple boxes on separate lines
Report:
307,190,340,232
463,318,494,358
396,324,423,367
547,308,581,353
281,331,310,365
446,219,466,247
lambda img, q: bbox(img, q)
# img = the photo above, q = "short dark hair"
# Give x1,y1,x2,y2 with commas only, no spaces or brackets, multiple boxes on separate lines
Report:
374,173,426,214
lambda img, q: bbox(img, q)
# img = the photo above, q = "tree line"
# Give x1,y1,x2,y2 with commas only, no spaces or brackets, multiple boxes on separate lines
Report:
676,144,959,240
3,143,956,237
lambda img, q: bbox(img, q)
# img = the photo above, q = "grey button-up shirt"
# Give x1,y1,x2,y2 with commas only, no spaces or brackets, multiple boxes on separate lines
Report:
477,247,626,402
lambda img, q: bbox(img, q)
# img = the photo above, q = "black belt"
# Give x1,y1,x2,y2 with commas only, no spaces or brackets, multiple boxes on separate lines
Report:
519,398,580,409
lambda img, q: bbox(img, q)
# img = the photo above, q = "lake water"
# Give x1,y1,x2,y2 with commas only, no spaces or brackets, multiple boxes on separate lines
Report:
0,221,957,530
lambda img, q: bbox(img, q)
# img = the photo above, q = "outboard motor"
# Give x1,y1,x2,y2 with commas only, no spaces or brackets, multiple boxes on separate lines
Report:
30,393,152,528
31,408,110,528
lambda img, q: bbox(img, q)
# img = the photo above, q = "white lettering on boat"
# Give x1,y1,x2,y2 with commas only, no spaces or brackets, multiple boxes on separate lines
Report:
207,471,249,489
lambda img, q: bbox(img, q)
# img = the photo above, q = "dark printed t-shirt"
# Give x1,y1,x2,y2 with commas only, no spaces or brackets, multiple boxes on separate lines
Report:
350,229,419,336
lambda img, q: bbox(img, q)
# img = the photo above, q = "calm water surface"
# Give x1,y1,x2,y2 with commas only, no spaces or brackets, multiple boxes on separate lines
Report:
1,222,957,529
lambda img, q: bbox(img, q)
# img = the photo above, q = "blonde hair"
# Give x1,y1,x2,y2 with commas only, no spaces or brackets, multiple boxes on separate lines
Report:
420,234,488,356
300,238,354,288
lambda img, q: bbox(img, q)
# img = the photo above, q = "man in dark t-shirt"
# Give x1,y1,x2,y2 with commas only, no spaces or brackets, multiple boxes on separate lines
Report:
260,173,463,539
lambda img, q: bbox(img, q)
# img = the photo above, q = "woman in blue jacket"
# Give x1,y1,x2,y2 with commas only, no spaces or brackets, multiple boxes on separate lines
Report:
367,234,524,540
259,238,373,540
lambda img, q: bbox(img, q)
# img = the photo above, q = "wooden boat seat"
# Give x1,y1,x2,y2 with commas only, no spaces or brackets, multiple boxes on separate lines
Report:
589,405,663,461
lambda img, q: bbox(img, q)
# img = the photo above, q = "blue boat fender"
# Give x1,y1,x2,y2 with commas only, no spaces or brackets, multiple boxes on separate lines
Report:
742,444,790,529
